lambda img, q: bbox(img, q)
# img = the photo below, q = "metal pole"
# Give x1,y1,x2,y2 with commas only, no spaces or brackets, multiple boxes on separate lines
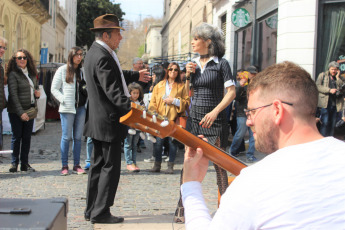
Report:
250,0,257,66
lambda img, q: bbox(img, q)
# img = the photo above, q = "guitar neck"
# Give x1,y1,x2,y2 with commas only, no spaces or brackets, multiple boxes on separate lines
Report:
171,125,247,176
119,103,247,175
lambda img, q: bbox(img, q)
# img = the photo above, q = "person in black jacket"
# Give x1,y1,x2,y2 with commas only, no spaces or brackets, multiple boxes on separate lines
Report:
6,49,40,172
229,71,256,162
83,14,150,224
0,37,8,152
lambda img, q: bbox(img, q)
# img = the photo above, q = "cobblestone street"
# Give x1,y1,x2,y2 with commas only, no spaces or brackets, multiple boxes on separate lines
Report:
0,121,225,229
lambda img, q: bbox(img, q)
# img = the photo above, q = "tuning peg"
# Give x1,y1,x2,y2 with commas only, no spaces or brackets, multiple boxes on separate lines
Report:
142,110,147,119
140,132,146,140
152,114,157,123
160,117,169,127
147,134,156,143
128,129,136,135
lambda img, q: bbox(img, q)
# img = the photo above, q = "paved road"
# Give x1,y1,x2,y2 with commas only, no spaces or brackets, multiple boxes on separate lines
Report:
0,121,265,229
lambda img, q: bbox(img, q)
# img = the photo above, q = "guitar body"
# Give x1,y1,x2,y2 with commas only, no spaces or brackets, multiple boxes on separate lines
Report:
120,103,247,175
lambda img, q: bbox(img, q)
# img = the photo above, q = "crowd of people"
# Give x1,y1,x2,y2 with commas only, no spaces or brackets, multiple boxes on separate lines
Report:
0,12,345,226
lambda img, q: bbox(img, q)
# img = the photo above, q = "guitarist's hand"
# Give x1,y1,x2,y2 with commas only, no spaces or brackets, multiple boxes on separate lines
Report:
183,136,209,183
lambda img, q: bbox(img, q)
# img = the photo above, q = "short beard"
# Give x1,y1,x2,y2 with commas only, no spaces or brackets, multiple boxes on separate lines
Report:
255,118,279,154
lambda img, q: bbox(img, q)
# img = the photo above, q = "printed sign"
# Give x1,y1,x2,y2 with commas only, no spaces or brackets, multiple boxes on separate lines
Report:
232,8,251,28
40,42,48,64
265,14,278,29
338,55,345,73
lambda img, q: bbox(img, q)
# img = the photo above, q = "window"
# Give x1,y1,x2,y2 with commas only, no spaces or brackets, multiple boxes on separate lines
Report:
221,14,227,41
258,13,277,70
317,2,345,76
236,26,252,71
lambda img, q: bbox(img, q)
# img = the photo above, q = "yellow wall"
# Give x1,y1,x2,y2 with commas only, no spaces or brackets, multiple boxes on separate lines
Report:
161,0,213,59
0,0,49,64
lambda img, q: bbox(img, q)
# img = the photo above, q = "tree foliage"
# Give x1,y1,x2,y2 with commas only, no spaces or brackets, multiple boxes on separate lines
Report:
76,0,125,49
117,17,162,69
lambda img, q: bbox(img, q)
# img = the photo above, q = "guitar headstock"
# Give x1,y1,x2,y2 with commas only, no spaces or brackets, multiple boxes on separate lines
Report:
120,102,177,139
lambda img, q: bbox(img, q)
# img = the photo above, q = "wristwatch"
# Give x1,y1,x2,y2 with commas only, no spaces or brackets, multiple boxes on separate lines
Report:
186,77,191,80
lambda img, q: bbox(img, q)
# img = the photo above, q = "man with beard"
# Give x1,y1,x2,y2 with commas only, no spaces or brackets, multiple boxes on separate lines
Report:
316,61,344,137
181,61,345,229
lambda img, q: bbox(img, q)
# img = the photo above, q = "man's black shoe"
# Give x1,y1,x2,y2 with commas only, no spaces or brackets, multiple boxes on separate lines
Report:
20,164,36,172
91,215,124,224
9,164,18,173
84,212,90,221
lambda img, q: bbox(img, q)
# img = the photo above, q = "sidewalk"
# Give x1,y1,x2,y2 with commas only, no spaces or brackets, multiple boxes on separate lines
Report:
0,120,264,229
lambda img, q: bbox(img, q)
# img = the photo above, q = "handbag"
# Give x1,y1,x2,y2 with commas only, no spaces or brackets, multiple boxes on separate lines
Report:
24,106,38,120
25,80,38,120
75,72,87,107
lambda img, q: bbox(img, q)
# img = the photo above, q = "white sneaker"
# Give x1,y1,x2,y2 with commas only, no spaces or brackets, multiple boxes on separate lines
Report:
165,157,170,162
144,156,155,162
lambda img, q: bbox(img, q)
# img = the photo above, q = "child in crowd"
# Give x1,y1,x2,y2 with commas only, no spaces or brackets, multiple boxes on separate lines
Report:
124,83,144,172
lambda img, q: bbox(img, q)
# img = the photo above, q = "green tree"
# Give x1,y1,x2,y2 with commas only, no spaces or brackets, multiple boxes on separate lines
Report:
76,0,125,49
137,44,145,58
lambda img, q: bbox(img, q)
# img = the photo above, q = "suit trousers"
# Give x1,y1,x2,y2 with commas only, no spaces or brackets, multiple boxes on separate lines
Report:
85,138,122,220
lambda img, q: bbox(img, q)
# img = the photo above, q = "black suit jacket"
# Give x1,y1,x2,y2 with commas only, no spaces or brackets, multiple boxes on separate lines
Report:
83,42,139,142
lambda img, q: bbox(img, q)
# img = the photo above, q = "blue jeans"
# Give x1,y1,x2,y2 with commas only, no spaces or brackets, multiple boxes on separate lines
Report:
60,106,86,167
230,116,255,158
124,132,140,165
85,137,93,164
320,103,337,137
153,137,177,163
8,113,34,165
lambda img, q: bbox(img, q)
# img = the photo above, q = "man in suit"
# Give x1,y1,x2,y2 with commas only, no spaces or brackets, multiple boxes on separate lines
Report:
83,14,150,224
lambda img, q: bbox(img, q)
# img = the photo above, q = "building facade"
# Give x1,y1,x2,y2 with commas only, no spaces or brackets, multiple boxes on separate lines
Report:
161,0,213,62
145,24,162,63
59,0,77,60
0,0,50,63
55,3,67,63
161,0,345,78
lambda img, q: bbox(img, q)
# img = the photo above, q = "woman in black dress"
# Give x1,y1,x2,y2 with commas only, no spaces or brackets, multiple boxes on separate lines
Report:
174,23,236,223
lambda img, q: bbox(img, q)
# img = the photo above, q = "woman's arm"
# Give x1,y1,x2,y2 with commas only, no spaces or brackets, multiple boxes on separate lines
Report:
50,67,65,104
8,72,24,117
148,84,158,112
200,85,235,128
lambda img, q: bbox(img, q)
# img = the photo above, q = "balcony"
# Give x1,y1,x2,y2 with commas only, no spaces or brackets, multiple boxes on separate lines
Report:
12,0,50,24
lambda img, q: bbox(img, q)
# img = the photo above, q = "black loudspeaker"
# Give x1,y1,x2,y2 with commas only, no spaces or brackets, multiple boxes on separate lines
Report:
0,197,68,230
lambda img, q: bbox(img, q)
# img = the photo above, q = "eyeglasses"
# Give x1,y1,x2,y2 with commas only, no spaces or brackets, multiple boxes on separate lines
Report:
0,46,7,50
169,68,179,72
74,53,83,57
16,56,27,60
244,101,293,120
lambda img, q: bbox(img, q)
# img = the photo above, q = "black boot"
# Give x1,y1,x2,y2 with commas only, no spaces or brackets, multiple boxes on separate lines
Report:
9,164,18,173
20,164,36,172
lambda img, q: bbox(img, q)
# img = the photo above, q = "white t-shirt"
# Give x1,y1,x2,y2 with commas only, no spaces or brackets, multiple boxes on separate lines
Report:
182,137,345,229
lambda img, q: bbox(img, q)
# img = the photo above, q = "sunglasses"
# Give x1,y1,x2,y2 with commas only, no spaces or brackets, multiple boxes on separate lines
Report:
169,68,179,72
16,56,27,60
0,46,7,50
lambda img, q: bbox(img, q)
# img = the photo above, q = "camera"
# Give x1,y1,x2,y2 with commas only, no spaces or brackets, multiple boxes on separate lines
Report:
149,67,153,76
336,83,345,97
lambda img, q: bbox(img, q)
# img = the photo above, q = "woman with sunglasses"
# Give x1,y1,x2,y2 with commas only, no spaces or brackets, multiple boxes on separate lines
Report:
51,47,87,176
6,49,40,172
174,23,236,223
148,62,190,174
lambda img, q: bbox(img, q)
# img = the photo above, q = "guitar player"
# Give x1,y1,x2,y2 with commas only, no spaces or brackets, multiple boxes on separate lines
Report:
182,61,345,229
